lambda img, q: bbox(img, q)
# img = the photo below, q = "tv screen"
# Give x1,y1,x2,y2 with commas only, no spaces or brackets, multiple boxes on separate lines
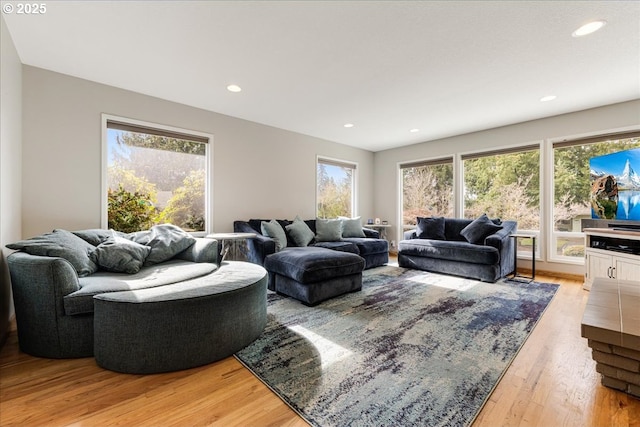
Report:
590,147,640,220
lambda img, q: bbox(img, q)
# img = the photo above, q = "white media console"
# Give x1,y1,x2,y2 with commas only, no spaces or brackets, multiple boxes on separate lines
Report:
583,228,640,290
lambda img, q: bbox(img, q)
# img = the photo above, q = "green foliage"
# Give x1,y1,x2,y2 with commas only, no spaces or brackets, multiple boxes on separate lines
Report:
317,164,353,218
156,170,206,231
107,185,156,233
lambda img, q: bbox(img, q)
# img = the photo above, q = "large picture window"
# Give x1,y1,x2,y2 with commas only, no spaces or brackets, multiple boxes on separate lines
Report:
317,157,356,218
400,158,454,226
104,117,210,233
463,146,540,256
552,133,640,260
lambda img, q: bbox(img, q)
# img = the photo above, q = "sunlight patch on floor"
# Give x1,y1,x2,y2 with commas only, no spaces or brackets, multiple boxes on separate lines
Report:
407,273,479,291
288,325,353,370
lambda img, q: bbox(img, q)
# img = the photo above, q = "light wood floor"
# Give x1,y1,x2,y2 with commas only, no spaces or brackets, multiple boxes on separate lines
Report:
1,270,639,426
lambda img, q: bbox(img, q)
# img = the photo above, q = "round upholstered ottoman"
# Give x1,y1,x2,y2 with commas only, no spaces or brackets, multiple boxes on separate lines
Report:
93,261,267,374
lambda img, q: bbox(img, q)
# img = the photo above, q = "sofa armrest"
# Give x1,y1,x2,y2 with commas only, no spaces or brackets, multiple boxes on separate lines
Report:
403,229,417,240
234,221,276,265
363,227,380,239
485,221,517,277
176,238,218,264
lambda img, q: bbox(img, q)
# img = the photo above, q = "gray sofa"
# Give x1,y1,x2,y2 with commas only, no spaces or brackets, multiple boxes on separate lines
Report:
6,226,267,369
234,218,389,269
398,216,517,282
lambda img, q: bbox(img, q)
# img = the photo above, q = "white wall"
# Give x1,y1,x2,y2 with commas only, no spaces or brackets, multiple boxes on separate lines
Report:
21,66,375,238
374,99,640,276
0,15,23,335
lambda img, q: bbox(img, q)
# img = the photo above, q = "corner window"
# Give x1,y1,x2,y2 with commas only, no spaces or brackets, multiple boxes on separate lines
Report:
400,158,454,226
552,133,640,261
317,157,356,218
103,116,211,233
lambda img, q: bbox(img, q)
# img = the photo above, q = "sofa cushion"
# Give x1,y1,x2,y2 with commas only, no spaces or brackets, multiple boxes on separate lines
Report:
265,247,364,284
460,214,503,245
73,229,127,246
261,220,288,251
343,237,388,256
416,216,446,240
339,216,366,238
65,260,218,315
285,216,315,247
90,231,151,274
311,241,359,254
315,218,343,242
129,224,196,266
6,229,98,277
398,239,499,265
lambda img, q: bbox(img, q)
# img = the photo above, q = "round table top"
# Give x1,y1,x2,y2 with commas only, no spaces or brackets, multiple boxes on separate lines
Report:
206,232,257,240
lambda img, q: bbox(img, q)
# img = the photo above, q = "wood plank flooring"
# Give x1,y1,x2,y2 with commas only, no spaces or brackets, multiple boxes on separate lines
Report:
1,271,639,426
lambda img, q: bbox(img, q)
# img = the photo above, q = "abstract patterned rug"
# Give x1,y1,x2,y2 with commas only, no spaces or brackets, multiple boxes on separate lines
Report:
235,266,559,427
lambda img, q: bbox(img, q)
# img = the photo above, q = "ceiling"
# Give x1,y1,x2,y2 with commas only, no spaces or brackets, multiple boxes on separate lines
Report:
3,1,639,152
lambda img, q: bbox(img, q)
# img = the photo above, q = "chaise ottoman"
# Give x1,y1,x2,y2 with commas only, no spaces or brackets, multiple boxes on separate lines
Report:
264,247,365,306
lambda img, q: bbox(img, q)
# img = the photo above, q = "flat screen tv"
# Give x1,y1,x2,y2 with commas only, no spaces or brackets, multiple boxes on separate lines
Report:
590,147,640,221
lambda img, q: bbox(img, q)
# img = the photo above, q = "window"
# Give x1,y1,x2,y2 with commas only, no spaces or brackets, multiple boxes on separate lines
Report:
316,157,356,218
400,158,454,226
463,145,540,256
552,132,640,261
104,117,211,233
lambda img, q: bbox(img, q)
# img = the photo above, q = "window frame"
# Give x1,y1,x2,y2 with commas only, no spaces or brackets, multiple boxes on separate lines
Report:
548,130,640,264
101,114,214,235
399,156,454,228
316,156,358,218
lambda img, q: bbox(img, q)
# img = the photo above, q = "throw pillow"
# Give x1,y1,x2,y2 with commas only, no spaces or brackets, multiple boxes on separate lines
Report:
416,216,446,240
129,224,196,265
460,214,503,245
90,230,151,274
73,229,127,246
338,216,366,238
261,219,288,251
6,229,98,277
315,218,343,242
285,216,315,247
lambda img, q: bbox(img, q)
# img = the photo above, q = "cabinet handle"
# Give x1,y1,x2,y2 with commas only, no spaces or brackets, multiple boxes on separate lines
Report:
611,266,616,279
607,266,612,278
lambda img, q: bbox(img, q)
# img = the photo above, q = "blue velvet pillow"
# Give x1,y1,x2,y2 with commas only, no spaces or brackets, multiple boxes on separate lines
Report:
315,218,343,242
460,214,503,245
416,216,446,240
6,229,98,277
339,216,366,238
129,224,196,265
285,216,315,247
261,219,288,251
90,230,151,273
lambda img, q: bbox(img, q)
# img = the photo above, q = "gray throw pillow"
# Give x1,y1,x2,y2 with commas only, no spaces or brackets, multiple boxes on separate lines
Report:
90,231,151,274
285,216,315,247
339,216,366,238
315,218,344,242
261,219,288,251
6,229,98,277
73,229,127,246
460,214,503,245
416,216,446,240
129,224,196,265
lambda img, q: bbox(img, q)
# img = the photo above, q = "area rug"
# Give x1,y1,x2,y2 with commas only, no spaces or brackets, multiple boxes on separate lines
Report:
235,266,559,427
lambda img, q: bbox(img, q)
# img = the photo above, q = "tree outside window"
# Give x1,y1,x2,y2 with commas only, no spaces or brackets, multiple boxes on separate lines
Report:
106,122,207,233
401,160,453,226
317,159,355,218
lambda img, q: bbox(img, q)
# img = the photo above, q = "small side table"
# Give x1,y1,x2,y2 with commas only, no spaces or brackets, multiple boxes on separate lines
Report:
368,224,391,240
509,233,536,282
206,232,256,262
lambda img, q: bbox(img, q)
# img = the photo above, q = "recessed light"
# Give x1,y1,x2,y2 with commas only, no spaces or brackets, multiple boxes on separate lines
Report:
572,20,606,37
226,84,242,93
410,128,420,133
540,95,557,102
344,123,354,128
